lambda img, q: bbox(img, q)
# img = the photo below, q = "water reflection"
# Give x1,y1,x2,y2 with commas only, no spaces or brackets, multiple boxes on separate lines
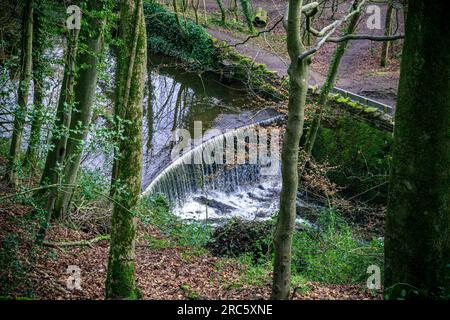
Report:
142,54,254,188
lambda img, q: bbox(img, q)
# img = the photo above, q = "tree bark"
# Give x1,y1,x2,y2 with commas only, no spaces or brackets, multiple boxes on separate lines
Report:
146,67,154,155
39,28,79,219
240,0,255,32
105,0,147,300
52,0,106,218
271,0,309,300
25,1,45,172
8,0,33,188
385,0,450,299
215,0,227,24
302,0,362,159
380,2,393,67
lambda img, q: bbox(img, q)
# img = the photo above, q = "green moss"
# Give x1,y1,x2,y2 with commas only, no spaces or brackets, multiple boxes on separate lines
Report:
217,46,287,100
312,115,393,203
144,2,216,68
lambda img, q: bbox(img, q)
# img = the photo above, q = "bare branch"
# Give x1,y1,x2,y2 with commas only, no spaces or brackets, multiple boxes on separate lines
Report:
327,33,404,43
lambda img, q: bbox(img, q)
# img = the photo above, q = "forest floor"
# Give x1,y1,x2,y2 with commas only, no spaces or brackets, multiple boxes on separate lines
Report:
0,172,380,300
199,0,402,106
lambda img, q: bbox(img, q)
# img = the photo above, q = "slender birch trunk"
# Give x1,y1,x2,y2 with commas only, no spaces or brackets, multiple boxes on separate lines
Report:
271,0,309,300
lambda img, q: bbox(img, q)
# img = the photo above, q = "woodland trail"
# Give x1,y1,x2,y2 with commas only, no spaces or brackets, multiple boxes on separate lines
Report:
205,1,401,107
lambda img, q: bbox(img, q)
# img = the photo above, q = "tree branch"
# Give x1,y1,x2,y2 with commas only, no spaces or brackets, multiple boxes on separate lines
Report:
327,33,404,43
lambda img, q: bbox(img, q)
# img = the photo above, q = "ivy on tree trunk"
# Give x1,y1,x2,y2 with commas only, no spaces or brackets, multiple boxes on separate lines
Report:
105,0,147,300
52,0,107,218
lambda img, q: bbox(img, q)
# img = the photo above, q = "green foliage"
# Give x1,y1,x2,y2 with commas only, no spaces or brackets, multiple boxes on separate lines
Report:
312,116,393,203
0,202,47,298
74,169,110,203
207,208,382,287
144,2,216,68
291,208,384,284
0,234,30,297
138,194,213,248
236,253,273,287
217,48,286,100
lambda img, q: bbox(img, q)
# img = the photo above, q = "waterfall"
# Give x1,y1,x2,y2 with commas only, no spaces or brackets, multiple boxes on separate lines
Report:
142,114,284,208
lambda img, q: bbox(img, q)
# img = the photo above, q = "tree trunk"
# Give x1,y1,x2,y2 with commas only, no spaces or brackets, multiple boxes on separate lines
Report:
302,0,362,159
146,67,154,155
271,0,309,300
8,0,33,188
173,0,186,38
240,0,255,32
105,0,147,300
25,2,46,172
380,2,393,67
215,0,226,24
39,28,79,219
35,28,79,242
52,0,106,218
385,0,450,299
192,0,200,24
40,28,79,186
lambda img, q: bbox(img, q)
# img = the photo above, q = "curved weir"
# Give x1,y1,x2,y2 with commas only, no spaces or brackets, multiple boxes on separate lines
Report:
143,115,285,221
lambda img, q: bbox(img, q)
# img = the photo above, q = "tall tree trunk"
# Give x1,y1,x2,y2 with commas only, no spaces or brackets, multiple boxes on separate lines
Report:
240,0,255,32
106,0,147,300
52,0,106,218
173,0,186,38
36,28,79,242
39,28,79,217
192,0,200,24
215,0,227,24
25,0,46,173
380,2,393,67
271,0,309,300
385,0,450,299
302,0,362,159
8,0,33,188
146,68,154,155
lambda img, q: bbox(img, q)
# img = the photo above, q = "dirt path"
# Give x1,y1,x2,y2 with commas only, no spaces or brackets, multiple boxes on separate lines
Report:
205,1,402,107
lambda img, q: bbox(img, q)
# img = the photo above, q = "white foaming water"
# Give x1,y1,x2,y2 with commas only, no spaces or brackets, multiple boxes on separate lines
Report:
174,178,282,222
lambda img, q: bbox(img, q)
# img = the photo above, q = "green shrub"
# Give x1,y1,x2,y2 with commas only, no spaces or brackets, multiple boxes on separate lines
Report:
74,169,111,203
144,2,216,68
291,208,384,284
207,218,273,260
313,116,393,203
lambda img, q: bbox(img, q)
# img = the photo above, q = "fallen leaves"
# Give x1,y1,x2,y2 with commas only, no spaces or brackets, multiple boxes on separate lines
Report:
0,179,380,300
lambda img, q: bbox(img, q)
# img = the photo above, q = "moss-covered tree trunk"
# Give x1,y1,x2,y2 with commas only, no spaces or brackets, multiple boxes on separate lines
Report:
302,0,362,158
25,2,45,172
8,0,33,188
239,0,255,32
385,0,450,299
52,0,107,218
271,0,309,300
39,28,79,218
172,0,185,38
215,0,226,24
105,0,147,300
